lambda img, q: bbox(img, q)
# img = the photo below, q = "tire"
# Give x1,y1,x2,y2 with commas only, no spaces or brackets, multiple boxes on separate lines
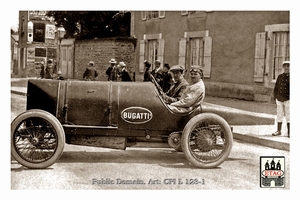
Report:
11,109,65,169
181,113,233,168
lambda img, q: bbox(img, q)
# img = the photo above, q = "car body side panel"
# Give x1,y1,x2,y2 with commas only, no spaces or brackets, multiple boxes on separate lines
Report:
116,82,189,137
66,80,110,126
118,82,190,137
27,79,59,116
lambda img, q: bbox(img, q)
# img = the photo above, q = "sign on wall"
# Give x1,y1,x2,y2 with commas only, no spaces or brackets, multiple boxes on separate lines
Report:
29,11,46,20
46,24,55,39
27,47,35,63
33,23,45,42
47,48,57,59
35,47,47,57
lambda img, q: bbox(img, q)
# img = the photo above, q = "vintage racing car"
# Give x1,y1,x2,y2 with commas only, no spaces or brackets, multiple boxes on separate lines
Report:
11,77,274,169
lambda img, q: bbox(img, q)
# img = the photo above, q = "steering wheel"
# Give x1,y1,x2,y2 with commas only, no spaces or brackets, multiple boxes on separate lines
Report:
150,74,163,95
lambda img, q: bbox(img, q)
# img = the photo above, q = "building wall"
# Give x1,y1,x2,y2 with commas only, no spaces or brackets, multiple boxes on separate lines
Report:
132,11,289,102
14,14,58,78
74,37,137,81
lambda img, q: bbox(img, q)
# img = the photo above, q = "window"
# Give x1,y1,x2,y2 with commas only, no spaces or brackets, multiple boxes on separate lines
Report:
148,11,159,19
254,24,289,83
141,11,165,20
272,32,289,80
189,11,198,15
181,11,208,17
178,31,212,78
181,11,188,16
190,38,204,67
139,34,165,72
147,40,158,67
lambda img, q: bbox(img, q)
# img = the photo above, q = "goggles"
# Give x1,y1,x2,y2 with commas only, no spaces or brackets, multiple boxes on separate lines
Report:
190,66,203,73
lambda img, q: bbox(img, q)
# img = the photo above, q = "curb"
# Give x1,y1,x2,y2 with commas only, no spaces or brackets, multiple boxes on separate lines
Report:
233,132,289,151
11,90,27,96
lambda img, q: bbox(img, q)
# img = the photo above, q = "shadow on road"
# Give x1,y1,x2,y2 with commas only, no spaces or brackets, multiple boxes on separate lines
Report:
57,149,190,167
11,147,246,170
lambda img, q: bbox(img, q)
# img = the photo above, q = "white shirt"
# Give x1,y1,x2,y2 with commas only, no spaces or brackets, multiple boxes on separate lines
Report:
168,80,205,113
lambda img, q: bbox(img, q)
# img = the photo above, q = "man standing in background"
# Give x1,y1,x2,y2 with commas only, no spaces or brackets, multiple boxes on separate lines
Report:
106,58,118,81
272,61,290,138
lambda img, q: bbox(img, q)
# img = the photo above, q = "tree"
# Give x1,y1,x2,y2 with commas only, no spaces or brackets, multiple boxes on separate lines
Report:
46,11,131,40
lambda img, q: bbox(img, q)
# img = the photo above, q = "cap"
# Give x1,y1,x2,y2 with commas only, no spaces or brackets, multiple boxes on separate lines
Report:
119,62,126,67
282,61,290,65
170,65,184,72
155,60,161,64
109,58,117,63
88,61,94,66
144,60,151,68
190,65,203,73
164,63,170,69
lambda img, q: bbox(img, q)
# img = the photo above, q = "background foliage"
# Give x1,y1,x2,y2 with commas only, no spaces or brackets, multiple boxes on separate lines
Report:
46,11,131,39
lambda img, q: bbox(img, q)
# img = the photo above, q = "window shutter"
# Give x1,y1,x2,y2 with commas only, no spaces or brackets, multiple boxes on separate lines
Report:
157,39,165,68
178,38,187,69
159,11,165,18
139,40,146,72
141,11,146,20
254,32,266,82
203,36,212,78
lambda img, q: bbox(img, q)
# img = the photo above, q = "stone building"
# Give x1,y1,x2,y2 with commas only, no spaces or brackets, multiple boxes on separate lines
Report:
130,11,290,102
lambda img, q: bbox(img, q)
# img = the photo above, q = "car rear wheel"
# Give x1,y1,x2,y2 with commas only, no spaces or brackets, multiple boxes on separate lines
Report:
181,113,233,168
11,109,65,169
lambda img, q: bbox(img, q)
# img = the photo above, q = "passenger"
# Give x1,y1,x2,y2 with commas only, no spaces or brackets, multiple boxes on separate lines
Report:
162,65,189,104
167,65,205,113
161,63,173,92
83,61,98,81
143,60,152,82
118,62,132,82
151,60,164,85
106,58,118,81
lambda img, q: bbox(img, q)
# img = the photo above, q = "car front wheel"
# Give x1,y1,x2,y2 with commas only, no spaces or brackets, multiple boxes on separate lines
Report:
11,109,65,169
181,113,233,168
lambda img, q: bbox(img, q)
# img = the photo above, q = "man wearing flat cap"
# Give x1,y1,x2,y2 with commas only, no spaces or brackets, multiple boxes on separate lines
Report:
272,60,290,137
162,65,189,104
168,65,205,113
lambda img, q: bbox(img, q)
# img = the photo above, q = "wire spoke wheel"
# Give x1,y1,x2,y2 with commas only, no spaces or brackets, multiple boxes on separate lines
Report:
182,113,233,168
11,110,65,169
14,118,58,163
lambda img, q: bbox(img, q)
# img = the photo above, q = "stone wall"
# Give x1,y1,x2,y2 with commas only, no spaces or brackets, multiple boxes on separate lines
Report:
205,81,274,102
74,37,137,81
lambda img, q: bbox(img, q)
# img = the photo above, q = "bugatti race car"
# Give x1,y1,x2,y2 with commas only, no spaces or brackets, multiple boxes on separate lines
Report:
11,77,274,169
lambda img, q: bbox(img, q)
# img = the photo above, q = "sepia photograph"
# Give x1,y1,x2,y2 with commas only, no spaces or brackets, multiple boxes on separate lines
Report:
4,0,298,197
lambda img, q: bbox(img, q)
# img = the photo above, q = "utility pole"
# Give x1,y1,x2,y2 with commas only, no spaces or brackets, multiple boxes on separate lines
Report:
18,11,29,77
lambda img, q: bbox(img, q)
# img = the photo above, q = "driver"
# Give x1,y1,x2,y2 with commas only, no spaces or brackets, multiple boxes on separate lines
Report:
162,65,189,104
167,65,205,113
